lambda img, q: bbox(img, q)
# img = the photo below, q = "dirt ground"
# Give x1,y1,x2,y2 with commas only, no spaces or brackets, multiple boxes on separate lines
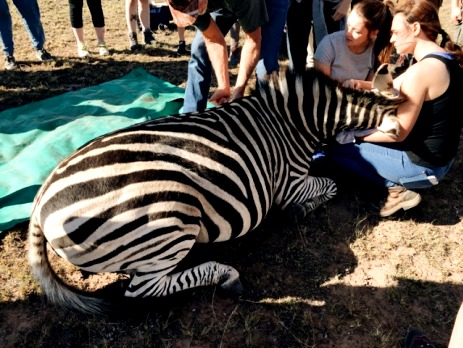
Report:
0,0,462,347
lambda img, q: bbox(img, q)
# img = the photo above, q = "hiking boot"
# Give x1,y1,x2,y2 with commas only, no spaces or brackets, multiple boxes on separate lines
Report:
176,40,189,56
129,32,141,52
98,41,109,56
4,55,17,70
77,43,89,57
379,186,421,217
229,47,241,67
143,29,155,45
36,49,53,61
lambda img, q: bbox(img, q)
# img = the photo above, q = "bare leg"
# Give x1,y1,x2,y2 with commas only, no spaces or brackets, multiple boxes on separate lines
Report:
71,27,89,57
125,0,141,50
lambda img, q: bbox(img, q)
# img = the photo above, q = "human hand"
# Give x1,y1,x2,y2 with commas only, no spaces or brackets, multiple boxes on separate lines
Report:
230,85,245,102
332,0,350,22
209,89,231,107
343,79,361,90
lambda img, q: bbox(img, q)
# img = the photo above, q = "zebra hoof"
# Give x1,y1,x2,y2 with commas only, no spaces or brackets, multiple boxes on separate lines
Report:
220,268,245,295
286,203,306,224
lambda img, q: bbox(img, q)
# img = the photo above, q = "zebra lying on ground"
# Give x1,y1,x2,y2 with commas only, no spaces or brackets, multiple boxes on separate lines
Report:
28,67,403,315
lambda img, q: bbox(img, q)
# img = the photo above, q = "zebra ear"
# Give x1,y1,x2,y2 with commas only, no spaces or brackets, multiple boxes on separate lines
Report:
372,63,399,100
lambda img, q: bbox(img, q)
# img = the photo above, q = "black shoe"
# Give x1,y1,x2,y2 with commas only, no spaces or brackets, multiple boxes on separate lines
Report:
36,49,53,62
4,55,17,70
176,41,189,56
143,29,155,45
129,32,141,52
404,329,436,348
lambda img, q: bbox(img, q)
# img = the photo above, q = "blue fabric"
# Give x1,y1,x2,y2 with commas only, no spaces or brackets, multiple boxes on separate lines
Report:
259,0,290,74
0,68,186,233
327,141,454,188
0,0,45,56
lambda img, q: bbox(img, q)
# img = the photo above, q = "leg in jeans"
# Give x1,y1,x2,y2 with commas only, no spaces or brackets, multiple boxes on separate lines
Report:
183,9,236,113
322,1,345,35
0,0,14,56
257,0,289,77
12,0,46,50
327,142,453,189
285,0,313,74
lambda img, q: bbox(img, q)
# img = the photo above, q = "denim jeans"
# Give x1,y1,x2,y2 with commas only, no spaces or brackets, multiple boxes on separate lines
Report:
0,0,46,56
256,0,290,79
183,0,290,113
327,142,454,189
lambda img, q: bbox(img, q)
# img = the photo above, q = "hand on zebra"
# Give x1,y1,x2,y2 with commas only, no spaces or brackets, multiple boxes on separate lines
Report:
209,88,231,106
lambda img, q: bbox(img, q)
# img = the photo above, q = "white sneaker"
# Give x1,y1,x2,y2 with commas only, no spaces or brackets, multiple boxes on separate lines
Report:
98,41,109,56
77,43,89,57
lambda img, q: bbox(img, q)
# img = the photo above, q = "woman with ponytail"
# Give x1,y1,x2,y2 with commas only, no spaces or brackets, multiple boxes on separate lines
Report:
326,0,463,217
313,0,394,85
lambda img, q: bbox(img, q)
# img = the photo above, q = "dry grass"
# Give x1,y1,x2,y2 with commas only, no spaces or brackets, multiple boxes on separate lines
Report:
1,0,462,347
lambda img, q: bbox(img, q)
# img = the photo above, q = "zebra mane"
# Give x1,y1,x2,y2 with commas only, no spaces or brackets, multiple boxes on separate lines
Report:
254,67,405,108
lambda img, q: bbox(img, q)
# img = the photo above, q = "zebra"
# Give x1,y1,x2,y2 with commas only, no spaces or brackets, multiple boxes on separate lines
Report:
28,67,403,315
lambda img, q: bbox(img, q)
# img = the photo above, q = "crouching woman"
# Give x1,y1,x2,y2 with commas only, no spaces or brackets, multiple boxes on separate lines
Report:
326,0,463,217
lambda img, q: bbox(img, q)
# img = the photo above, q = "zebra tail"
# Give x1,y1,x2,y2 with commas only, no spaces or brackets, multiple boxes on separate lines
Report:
28,215,115,316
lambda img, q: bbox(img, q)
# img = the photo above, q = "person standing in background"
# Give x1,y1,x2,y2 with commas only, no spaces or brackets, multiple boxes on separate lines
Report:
286,0,351,75
0,0,53,70
228,21,241,67
68,0,109,57
451,0,463,45
126,0,156,51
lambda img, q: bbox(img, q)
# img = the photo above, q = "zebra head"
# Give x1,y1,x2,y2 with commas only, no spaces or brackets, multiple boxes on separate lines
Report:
257,68,405,143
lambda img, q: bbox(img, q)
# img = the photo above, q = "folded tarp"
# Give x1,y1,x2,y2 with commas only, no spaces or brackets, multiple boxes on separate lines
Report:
0,68,187,232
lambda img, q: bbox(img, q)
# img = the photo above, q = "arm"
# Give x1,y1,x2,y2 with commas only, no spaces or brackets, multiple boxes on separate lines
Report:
314,59,331,78
332,0,351,22
202,19,231,106
230,27,261,101
359,64,428,143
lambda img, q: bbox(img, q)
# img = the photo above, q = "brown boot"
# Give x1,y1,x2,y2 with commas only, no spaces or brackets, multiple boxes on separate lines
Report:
379,186,421,217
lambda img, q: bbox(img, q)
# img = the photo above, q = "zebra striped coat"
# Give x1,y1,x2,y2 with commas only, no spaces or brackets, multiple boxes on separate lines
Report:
29,68,403,315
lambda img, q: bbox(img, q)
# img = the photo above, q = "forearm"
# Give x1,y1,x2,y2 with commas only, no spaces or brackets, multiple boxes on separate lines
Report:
234,28,261,96
203,21,230,93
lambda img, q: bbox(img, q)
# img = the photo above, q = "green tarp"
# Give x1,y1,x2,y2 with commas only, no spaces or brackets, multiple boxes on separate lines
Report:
0,68,187,232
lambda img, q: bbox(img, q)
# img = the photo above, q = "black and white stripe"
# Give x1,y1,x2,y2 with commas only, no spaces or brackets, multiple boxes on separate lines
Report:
28,68,403,314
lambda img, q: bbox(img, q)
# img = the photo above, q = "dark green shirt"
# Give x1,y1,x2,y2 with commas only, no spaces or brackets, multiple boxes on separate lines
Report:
194,0,268,33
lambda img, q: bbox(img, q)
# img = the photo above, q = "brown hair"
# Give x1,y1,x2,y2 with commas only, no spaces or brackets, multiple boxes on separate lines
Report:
353,0,395,68
394,0,463,65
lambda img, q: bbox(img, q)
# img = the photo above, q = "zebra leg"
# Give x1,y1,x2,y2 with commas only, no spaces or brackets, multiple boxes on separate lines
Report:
125,261,244,298
288,176,337,223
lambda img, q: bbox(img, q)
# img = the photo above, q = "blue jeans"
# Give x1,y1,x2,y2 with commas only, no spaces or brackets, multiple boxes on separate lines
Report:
327,142,454,189
0,0,46,56
183,0,290,113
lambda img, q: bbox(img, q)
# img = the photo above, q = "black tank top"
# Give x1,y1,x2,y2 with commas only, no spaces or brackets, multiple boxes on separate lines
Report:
397,54,463,167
